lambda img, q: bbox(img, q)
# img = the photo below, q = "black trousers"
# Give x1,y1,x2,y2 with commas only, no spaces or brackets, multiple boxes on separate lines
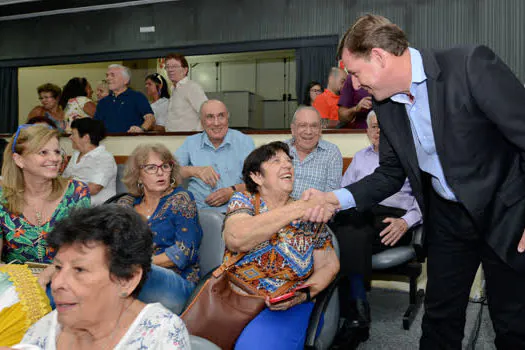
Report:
330,205,413,277
329,205,413,319
421,189,525,349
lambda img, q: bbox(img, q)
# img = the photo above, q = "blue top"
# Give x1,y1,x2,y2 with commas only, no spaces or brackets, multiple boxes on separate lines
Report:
334,47,457,210
175,129,255,212
117,187,203,284
94,88,153,133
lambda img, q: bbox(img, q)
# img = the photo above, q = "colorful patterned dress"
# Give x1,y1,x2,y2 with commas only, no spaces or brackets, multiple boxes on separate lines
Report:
0,179,91,264
117,187,203,284
224,191,333,298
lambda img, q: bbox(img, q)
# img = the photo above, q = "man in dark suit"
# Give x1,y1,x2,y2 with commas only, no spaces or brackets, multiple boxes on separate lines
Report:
303,14,525,349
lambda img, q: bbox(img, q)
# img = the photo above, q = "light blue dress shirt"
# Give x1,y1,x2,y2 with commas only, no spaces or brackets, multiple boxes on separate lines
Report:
334,47,457,210
175,129,255,212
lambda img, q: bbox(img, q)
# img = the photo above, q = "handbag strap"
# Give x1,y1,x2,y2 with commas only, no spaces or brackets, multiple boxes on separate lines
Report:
213,193,261,277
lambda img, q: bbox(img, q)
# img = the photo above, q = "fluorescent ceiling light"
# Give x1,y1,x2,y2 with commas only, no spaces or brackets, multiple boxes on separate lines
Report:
0,0,180,21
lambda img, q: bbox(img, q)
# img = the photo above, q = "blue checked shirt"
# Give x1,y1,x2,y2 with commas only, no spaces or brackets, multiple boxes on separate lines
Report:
286,139,343,199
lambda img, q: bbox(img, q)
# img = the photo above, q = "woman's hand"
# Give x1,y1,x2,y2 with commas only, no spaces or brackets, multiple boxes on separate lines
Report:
265,292,308,311
37,265,55,290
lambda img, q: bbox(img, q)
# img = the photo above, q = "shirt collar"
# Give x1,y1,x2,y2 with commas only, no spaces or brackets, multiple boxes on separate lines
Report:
82,145,106,159
175,76,189,88
109,88,130,98
200,129,232,149
390,47,427,104
364,144,377,155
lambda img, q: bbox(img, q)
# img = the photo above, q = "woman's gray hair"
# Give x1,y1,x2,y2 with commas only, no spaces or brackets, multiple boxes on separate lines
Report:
108,64,131,85
366,110,377,128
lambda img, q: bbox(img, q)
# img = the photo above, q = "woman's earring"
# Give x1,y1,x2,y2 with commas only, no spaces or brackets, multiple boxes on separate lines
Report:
170,177,176,187
137,181,144,194
120,291,128,298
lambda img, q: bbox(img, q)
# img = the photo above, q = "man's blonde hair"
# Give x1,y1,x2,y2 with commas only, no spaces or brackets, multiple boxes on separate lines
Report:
337,14,409,59
2,125,68,214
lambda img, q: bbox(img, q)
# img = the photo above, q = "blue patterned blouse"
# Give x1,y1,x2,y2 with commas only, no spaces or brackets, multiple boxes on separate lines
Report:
118,187,203,284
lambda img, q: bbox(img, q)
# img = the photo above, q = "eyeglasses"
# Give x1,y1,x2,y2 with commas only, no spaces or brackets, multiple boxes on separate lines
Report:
310,88,322,94
204,112,228,122
165,65,184,70
12,124,54,154
140,162,173,174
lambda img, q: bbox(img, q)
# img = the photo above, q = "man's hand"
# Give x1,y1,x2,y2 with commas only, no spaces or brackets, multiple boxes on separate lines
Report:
356,96,372,112
300,188,341,223
380,217,409,246
196,166,220,187
127,125,144,133
518,228,525,253
205,187,233,207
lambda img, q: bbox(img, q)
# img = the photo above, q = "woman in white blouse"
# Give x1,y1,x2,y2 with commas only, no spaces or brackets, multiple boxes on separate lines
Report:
18,205,190,349
62,118,117,205
145,73,170,132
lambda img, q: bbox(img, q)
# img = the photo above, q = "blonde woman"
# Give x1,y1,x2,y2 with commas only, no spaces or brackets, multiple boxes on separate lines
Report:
0,124,90,264
116,144,202,314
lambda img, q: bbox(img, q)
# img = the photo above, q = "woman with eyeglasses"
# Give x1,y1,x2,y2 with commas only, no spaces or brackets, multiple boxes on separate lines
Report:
303,81,323,106
145,73,170,132
0,124,90,265
116,143,203,314
27,83,67,133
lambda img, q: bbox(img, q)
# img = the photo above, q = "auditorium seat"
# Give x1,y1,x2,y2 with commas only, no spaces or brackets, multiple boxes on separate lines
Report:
371,225,425,330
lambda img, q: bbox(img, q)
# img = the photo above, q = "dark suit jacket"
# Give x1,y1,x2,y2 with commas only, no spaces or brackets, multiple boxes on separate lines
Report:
346,45,525,273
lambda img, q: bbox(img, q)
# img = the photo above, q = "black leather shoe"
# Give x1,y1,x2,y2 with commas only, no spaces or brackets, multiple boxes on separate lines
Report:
331,318,370,349
355,299,371,327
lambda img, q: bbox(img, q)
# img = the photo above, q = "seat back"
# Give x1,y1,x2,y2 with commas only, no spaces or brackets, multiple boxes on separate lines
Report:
116,164,127,194
197,209,225,277
311,225,340,350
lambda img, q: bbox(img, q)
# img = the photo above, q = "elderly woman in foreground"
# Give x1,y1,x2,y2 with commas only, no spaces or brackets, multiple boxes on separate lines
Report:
222,141,339,350
18,205,190,349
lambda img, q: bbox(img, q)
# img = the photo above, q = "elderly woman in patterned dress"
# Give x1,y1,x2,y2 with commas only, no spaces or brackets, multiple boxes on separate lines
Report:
222,141,340,350
117,144,203,314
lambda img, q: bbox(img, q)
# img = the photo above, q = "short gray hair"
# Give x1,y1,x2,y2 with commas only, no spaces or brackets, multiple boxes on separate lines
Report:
108,64,131,85
291,105,321,125
366,110,377,128
199,99,230,119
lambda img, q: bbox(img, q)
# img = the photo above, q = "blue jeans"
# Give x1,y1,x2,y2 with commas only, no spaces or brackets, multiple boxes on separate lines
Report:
47,265,195,315
235,302,323,350
138,264,195,315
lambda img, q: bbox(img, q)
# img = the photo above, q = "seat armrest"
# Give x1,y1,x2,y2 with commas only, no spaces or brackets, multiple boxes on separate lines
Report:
304,274,340,349
104,192,131,204
411,225,425,262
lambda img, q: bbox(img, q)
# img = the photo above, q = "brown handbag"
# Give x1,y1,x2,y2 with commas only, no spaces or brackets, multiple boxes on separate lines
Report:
181,194,266,350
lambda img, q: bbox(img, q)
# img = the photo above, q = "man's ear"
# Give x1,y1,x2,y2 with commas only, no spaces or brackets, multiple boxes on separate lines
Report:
370,48,387,68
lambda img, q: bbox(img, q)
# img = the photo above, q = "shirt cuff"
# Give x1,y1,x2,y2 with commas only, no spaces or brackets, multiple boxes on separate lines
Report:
402,211,422,229
164,246,186,270
333,188,356,211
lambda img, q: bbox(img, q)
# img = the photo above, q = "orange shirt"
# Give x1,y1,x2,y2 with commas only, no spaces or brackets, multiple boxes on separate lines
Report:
312,89,340,121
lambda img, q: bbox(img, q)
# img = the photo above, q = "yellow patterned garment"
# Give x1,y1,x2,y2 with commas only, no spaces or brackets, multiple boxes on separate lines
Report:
0,264,52,346
223,191,333,298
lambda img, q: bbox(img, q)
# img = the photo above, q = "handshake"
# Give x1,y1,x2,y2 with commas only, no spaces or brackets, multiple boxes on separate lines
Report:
299,188,341,223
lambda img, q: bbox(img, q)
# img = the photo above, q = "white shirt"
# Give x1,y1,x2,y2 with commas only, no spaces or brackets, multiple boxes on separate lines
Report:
151,97,169,127
62,145,117,206
20,303,191,349
166,77,208,131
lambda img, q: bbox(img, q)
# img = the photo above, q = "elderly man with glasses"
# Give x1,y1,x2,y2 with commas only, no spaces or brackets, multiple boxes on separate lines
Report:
175,99,255,212
285,106,343,200
164,53,208,132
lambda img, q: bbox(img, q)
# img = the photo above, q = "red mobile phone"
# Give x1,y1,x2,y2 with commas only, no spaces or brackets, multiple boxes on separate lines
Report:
269,291,296,304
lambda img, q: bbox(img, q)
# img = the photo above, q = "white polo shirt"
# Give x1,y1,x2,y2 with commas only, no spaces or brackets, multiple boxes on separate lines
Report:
166,77,208,131
62,145,117,206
